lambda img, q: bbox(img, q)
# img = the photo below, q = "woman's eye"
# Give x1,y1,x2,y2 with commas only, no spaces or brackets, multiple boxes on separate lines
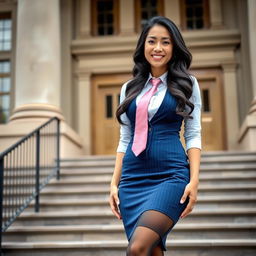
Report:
148,40,155,44
163,41,170,45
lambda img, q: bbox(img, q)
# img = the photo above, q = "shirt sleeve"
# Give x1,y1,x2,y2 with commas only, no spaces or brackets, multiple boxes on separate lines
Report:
116,81,132,153
184,76,202,152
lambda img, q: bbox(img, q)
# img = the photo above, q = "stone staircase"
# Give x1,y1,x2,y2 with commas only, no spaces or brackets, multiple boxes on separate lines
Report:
2,151,256,255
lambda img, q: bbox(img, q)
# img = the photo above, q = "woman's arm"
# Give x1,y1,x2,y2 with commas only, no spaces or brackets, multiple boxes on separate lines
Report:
180,76,202,218
111,152,125,187
109,152,124,220
187,147,201,186
109,80,131,220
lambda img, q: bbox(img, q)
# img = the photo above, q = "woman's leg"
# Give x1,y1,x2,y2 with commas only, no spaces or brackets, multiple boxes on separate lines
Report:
151,245,164,256
126,210,174,256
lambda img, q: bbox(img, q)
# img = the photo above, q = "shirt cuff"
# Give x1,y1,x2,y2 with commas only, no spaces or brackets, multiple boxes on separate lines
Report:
186,138,202,152
116,143,128,153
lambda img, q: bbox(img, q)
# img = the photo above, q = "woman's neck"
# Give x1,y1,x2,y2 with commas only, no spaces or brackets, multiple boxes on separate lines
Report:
151,67,167,78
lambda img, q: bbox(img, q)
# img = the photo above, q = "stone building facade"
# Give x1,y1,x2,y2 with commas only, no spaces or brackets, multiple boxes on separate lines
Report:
0,0,255,156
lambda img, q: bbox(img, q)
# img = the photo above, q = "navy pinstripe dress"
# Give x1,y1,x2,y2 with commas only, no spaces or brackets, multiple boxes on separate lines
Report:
118,87,190,251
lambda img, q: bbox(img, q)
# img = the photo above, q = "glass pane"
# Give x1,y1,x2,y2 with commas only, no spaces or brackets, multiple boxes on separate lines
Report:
186,7,193,18
151,0,157,7
107,26,113,35
1,94,10,109
2,77,10,92
0,17,12,51
202,89,210,112
0,61,10,73
106,95,113,118
4,30,11,40
106,14,113,23
105,1,113,11
142,12,148,19
195,7,203,16
187,20,194,29
4,20,11,29
98,1,105,11
196,19,203,28
0,107,9,124
3,41,11,50
3,61,10,72
98,14,104,24
98,26,105,35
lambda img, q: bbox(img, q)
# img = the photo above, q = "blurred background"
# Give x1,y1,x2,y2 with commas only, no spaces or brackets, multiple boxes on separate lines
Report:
0,0,255,156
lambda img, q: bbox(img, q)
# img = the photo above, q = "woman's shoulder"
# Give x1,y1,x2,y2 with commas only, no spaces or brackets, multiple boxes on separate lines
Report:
121,79,133,93
188,75,201,103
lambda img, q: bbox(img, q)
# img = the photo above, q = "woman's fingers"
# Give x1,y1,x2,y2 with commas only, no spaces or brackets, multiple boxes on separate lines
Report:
180,183,197,219
109,188,122,219
180,198,195,218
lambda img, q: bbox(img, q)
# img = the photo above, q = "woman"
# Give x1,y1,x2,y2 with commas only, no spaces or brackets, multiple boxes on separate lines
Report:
109,16,201,256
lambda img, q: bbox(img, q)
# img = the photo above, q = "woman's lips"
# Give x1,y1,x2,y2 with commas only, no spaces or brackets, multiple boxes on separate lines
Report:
152,55,164,61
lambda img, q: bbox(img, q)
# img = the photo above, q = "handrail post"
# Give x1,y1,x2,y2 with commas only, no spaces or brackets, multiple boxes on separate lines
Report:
56,118,60,180
0,157,4,252
35,130,40,212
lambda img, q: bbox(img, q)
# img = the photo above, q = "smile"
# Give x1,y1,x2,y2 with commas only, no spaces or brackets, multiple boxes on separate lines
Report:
151,55,164,60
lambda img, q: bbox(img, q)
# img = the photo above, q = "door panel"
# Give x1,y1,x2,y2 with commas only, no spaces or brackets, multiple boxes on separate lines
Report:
91,74,131,155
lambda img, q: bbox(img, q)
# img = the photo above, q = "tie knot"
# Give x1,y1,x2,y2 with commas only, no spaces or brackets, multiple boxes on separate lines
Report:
151,78,161,87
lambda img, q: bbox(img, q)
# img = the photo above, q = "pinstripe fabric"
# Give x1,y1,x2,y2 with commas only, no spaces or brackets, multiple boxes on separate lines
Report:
118,88,190,251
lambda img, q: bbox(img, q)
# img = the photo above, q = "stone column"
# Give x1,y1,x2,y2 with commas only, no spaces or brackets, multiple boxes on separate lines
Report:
247,0,256,114
77,0,91,38
222,62,239,150
75,71,91,154
120,0,135,35
10,0,64,121
238,0,256,150
164,0,181,28
209,0,223,29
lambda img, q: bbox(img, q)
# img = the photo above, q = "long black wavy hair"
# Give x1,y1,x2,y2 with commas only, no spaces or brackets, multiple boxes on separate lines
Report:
116,16,194,125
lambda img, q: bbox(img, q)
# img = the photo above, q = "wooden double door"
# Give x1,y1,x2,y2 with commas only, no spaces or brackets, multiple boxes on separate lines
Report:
91,70,226,155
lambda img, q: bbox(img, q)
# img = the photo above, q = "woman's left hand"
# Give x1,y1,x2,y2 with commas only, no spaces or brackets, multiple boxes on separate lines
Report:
179,181,198,219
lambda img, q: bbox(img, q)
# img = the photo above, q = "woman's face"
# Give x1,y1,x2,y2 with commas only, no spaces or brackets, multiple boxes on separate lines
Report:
144,24,173,77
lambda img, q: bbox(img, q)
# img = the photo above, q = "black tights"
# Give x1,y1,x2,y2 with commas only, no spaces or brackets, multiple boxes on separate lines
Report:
126,210,174,256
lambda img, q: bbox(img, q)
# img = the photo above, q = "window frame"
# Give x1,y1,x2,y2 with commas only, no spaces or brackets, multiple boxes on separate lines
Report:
91,0,120,36
134,0,164,33
0,7,15,124
180,0,210,30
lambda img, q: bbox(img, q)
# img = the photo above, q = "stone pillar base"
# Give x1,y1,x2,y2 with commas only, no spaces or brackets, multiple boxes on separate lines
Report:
9,103,65,123
0,105,85,157
238,103,256,151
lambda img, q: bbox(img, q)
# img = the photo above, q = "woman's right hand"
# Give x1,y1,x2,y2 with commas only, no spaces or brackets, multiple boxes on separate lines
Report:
109,185,122,220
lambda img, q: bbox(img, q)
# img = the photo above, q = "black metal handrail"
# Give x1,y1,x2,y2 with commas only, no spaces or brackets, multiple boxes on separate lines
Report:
0,117,60,249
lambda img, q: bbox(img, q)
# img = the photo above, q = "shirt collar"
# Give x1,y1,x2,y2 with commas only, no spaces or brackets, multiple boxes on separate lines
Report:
146,71,168,86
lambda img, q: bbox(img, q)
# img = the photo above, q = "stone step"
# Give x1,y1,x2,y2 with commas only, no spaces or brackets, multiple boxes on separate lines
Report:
4,167,256,181
11,208,256,226
4,174,256,190
59,152,256,163
59,161,256,170
60,164,256,175
4,195,255,212
2,239,256,256
3,223,256,242
4,183,256,201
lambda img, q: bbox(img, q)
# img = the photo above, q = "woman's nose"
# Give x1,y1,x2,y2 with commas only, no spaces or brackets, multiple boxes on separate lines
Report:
154,42,162,51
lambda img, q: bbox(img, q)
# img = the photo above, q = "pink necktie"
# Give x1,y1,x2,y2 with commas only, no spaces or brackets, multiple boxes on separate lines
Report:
132,78,162,156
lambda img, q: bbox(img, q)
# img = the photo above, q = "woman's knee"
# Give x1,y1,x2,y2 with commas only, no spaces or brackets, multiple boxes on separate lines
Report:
126,240,148,256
